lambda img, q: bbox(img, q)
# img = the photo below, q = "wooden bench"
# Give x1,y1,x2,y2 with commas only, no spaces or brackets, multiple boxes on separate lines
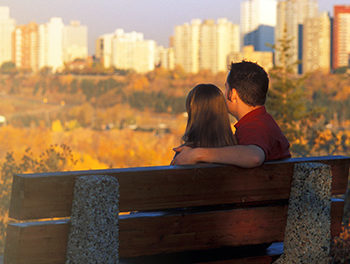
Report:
4,156,350,264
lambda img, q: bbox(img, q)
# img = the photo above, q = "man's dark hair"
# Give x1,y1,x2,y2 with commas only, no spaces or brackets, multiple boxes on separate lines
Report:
226,61,269,106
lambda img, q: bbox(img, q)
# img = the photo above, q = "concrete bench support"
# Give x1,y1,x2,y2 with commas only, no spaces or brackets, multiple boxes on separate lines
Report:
66,175,119,264
274,162,332,264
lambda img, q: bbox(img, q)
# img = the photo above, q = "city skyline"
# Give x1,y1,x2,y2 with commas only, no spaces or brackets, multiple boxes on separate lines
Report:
0,0,348,55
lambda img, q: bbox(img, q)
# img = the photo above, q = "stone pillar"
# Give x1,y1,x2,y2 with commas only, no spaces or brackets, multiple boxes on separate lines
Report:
274,162,332,264
66,175,119,264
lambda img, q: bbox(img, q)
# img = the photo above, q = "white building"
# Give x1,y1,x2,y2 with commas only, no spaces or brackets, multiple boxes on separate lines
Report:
275,0,318,73
111,29,156,73
303,12,331,73
63,20,88,63
0,7,15,66
97,29,157,73
174,19,201,73
241,0,277,51
157,46,174,70
174,18,239,73
96,33,114,68
39,17,64,71
216,18,240,72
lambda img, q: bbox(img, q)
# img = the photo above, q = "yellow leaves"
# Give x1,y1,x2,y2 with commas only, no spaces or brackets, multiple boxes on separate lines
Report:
72,152,108,170
51,120,63,132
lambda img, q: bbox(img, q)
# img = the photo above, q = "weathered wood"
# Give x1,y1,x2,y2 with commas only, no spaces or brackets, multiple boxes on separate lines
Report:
4,200,344,263
331,199,345,238
4,220,69,264
9,156,350,220
119,205,288,257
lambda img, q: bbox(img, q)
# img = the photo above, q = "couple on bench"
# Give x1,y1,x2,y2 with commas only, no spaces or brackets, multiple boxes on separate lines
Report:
171,61,291,167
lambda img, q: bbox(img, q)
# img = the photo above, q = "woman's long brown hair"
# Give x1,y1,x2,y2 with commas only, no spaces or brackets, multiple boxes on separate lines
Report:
182,84,236,148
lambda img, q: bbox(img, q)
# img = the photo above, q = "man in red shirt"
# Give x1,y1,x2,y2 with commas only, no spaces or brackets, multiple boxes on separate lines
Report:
171,61,290,168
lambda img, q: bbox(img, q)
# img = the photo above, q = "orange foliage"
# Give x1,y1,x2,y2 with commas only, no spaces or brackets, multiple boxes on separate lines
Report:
130,76,150,91
332,225,350,263
0,125,182,170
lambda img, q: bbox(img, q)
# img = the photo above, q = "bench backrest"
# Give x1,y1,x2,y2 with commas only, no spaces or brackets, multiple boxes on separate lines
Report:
4,156,350,264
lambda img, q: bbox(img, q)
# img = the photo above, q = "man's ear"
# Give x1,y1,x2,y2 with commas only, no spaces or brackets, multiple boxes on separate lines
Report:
229,88,238,102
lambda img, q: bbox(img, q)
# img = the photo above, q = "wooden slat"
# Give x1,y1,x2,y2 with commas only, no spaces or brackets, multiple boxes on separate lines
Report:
9,156,350,220
119,205,288,257
4,220,69,264
4,200,344,263
331,199,345,238
119,200,344,257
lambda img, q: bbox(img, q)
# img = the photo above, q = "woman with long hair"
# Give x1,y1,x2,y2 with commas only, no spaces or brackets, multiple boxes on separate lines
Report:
173,84,236,160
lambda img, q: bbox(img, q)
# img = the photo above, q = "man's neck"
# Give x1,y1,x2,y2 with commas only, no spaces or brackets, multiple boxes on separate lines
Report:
236,105,263,120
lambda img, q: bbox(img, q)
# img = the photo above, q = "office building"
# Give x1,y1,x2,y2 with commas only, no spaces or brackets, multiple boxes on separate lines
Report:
303,12,331,73
333,5,350,69
0,6,15,66
241,0,277,52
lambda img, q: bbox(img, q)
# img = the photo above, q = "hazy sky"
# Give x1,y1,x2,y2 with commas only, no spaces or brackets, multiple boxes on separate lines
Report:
1,0,348,54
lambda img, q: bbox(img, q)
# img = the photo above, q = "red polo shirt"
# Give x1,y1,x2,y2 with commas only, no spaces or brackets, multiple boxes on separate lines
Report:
234,106,291,161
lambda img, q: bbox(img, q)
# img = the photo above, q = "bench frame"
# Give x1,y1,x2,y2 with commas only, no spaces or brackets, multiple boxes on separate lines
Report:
4,156,350,264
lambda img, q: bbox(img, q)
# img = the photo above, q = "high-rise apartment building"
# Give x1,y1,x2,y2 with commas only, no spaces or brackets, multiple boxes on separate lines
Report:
111,30,156,73
333,5,350,70
63,21,88,63
275,0,318,73
97,29,156,73
174,18,239,73
12,22,39,71
96,30,157,73
217,18,240,72
174,19,201,73
241,0,277,52
39,17,64,71
96,33,114,68
157,46,174,70
199,19,217,71
0,6,15,66
303,12,331,73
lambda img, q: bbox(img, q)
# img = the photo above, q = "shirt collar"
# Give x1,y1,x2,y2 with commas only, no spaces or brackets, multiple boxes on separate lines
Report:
234,106,266,129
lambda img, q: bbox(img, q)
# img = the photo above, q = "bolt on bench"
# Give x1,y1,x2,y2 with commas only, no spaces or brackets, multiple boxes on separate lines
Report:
4,156,350,264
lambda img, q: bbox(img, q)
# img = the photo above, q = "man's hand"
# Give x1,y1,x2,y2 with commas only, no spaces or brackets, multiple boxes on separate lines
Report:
171,145,199,165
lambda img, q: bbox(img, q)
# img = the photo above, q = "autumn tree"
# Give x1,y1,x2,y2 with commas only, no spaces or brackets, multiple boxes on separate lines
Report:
266,27,319,155
0,145,77,254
